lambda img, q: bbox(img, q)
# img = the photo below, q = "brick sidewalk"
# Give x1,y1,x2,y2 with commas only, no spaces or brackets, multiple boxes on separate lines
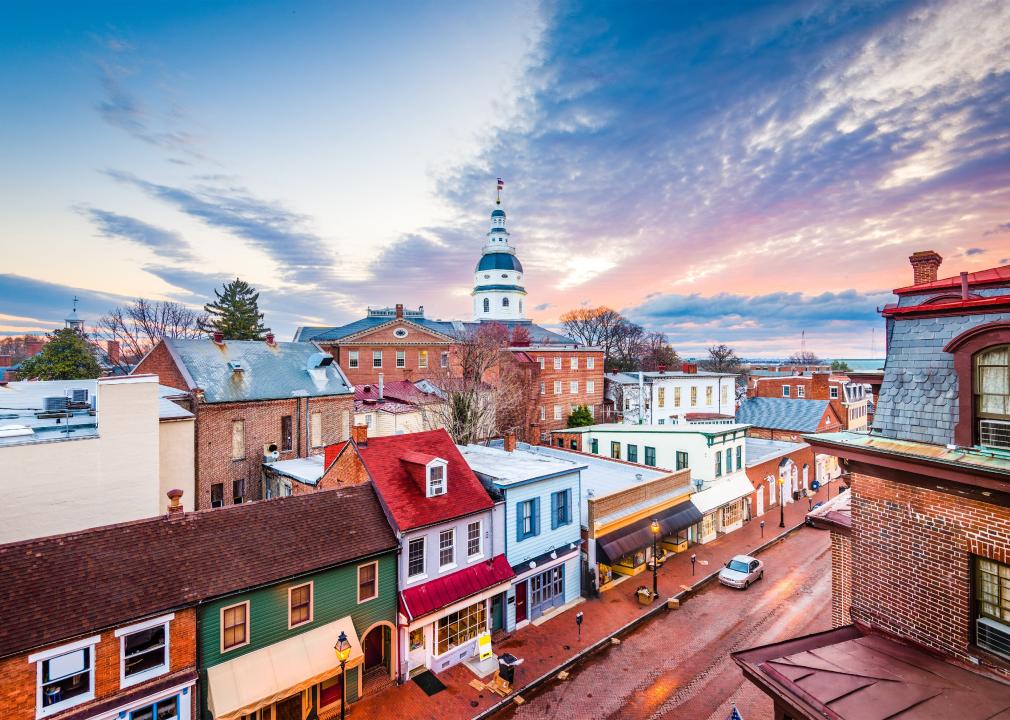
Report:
348,483,840,720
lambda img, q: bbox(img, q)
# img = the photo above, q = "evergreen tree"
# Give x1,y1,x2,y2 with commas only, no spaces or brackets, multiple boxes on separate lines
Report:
202,278,270,340
567,404,595,428
17,327,101,380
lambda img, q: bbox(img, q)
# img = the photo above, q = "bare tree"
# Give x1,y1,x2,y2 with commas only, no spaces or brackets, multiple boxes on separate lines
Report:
786,351,823,365
639,332,681,371
701,344,743,373
0,334,42,362
97,299,208,372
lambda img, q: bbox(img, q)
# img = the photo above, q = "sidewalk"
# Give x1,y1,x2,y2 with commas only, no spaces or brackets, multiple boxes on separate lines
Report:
348,482,840,720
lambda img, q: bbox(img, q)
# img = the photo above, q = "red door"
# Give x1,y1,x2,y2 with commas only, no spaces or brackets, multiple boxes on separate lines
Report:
515,581,528,623
364,627,383,669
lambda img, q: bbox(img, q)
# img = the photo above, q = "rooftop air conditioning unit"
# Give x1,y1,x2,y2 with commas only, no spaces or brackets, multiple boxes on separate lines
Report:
979,419,1010,451
43,396,68,413
70,388,89,404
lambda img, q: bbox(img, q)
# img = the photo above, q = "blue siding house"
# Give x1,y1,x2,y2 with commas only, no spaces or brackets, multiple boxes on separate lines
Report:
460,441,584,631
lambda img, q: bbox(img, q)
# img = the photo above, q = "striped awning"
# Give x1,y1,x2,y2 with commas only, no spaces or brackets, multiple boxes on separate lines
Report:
596,500,702,566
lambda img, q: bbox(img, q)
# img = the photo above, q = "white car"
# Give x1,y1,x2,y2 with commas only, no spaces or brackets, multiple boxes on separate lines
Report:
718,554,764,589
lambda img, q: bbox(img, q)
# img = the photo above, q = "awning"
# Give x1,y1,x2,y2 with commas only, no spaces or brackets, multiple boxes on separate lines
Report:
596,500,702,566
400,554,514,623
691,475,755,514
207,617,362,720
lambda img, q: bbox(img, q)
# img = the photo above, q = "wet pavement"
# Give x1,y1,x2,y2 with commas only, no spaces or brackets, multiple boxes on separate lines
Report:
498,525,832,720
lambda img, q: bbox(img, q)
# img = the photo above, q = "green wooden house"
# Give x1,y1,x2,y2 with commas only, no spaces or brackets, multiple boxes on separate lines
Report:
197,484,398,720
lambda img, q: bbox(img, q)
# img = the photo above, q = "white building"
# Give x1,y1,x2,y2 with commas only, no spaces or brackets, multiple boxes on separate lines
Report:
472,188,526,321
604,367,738,425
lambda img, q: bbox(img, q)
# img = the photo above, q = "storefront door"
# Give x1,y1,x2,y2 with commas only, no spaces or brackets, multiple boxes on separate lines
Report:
529,565,565,619
274,695,302,720
515,581,528,623
491,594,504,632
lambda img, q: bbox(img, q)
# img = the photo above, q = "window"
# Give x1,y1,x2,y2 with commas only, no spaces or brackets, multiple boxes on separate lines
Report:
554,357,562,370
570,439,578,450
539,406,546,421
658,387,665,407
589,405,595,418
281,415,293,452
627,444,638,463
231,420,245,459
570,380,579,394
676,451,688,470
467,521,482,558
483,298,490,313
418,350,428,368
372,350,382,368
289,583,312,627
540,382,545,395
439,529,455,568
211,483,224,508
358,562,378,602
976,348,1010,439
976,556,1010,659
552,489,572,528
644,446,656,467
554,405,562,420
502,297,509,308
33,637,97,717
539,357,545,370
611,441,621,459
674,387,681,406
427,463,446,497
348,350,359,368
736,445,742,468
554,380,562,394
726,448,733,473
128,696,177,720
396,350,406,368
409,628,424,651
440,351,449,368
570,357,578,370
797,385,806,398
311,412,323,448
232,479,245,505
715,450,723,477
722,385,729,404
706,386,713,404
830,386,838,399
690,387,697,406
221,602,249,652
518,498,539,540
436,601,486,655
782,385,791,397
587,380,595,394
118,616,171,686
586,357,595,369
591,439,599,454
407,537,425,578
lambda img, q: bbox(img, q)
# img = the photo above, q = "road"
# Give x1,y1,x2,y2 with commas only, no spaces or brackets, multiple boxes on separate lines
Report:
497,525,832,720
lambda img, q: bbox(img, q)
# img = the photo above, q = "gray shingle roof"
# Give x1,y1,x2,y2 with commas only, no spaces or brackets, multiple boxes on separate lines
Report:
736,397,829,432
165,338,352,403
295,317,574,345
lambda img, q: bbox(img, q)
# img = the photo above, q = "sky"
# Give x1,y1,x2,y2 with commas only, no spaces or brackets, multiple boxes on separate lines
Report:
2,0,1009,358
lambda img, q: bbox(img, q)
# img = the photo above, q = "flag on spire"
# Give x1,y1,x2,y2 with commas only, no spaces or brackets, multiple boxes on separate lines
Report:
497,177,504,189
729,704,743,720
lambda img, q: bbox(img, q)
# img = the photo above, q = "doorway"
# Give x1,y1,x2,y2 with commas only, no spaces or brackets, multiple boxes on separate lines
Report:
529,565,565,620
515,581,528,623
491,594,504,632
363,626,385,671
274,694,302,720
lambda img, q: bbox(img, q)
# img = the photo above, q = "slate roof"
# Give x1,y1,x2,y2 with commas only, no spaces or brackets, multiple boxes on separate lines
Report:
0,484,396,659
162,338,353,403
356,429,494,531
736,398,830,433
295,317,574,345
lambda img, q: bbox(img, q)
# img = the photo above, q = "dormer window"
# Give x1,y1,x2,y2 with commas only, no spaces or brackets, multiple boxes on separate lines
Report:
427,462,446,497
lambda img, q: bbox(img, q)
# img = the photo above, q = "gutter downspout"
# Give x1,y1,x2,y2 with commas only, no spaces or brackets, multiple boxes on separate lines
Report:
638,372,644,424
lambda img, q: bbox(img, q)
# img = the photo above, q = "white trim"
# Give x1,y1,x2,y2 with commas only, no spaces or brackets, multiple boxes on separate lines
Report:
288,581,314,629
119,616,173,689
28,636,101,664
438,527,456,569
404,579,513,630
115,613,176,638
220,600,250,654
99,374,157,385
466,519,483,561
357,561,379,604
94,680,195,720
32,637,99,719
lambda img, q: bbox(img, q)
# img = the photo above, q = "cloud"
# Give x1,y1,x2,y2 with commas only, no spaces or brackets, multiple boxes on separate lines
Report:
984,222,1010,236
964,247,985,256
78,207,194,261
0,274,135,335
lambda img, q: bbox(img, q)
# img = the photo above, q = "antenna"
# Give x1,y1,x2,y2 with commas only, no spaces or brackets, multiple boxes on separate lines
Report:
801,330,806,358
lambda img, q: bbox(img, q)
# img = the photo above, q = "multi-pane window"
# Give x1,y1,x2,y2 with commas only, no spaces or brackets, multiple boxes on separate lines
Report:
210,483,224,508
289,583,312,627
418,350,428,368
674,387,681,406
439,529,455,567
570,381,579,394
539,357,545,370
627,444,638,463
540,382,545,395
676,451,689,470
127,696,177,720
407,537,425,577
358,562,378,602
436,601,486,655
554,381,562,395
976,557,1010,659
310,411,323,448
829,386,838,399
554,405,562,420
372,350,382,368
231,420,245,459
722,385,729,404
726,448,733,473
782,385,791,397
396,350,406,368
976,346,1010,424
36,642,95,715
519,498,538,539
690,387,697,406
570,357,578,369
281,415,293,452
797,385,806,398
587,380,595,394
715,450,723,477
232,479,245,504
348,350,359,368
611,441,621,459
467,521,482,558
539,406,546,421
440,351,450,368
706,386,713,404
121,621,168,683
644,446,656,467
552,489,571,528
221,603,248,651
586,357,595,369
736,445,742,468
554,357,562,370
658,387,665,407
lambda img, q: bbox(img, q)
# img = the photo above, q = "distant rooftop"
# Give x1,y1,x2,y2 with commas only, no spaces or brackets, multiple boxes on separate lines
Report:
745,437,809,467
459,443,584,486
736,397,830,433
263,454,325,485
556,422,750,436
605,370,737,383
0,379,99,447
293,315,575,346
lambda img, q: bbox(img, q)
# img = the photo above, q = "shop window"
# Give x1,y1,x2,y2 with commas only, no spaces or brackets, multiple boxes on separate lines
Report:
119,616,171,686
436,601,486,655
33,638,97,716
128,696,178,720
722,501,743,527
221,602,249,652
358,562,378,602
627,444,638,463
975,556,1010,660
289,582,313,628
644,446,656,467
676,451,688,471
320,675,343,709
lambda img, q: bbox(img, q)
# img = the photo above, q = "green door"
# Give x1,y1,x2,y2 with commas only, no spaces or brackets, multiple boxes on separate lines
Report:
491,593,504,631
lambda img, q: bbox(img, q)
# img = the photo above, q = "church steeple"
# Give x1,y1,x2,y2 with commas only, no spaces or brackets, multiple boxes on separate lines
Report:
472,180,526,320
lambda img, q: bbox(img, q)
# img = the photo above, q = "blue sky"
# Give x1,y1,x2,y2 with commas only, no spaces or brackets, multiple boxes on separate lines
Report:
2,0,1009,357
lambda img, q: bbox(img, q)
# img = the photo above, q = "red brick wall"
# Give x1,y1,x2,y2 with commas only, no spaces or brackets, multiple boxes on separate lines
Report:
744,446,816,516
195,395,354,509
526,349,605,439
831,531,852,628
133,342,190,391
316,443,370,490
0,609,196,720
850,471,1010,679
316,323,454,386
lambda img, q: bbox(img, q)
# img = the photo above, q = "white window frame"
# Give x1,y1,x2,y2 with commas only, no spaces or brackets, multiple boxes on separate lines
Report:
554,357,562,370
396,350,406,368
554,405,562,421
439,528,456,570
554,380,562,395
220,601,250,654
116,613,174,688
586,380,595,394
590,405,595,418
540,382,545,395
348,350,359,369
30,635,100,718
418,350,428,368
287,581,314,629
539,357,545,370
372,350,382,368
539,406,546,421
440,351,449,368
407,536,426,580
357,561,379,603
830,386,839,399
570,380,578,394
466,520,483,561
310,411,323,448
797,385,806,398
586,357,595,369
427,460,447,497
570,357,578,370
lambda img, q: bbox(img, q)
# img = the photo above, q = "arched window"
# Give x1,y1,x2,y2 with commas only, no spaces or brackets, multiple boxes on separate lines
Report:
483,298,490,313
502,297,510,308
976,345,1010,425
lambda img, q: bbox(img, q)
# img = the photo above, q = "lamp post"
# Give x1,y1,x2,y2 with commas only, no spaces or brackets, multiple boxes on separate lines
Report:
778,476,785,528
650,519,660,599
690,553,697,576
760,520,765,538
335,630,352,720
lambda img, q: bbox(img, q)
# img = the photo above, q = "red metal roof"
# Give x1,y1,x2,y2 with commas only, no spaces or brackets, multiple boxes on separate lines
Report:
894,263,1010,294
356,429,494,531
400,554,514,621
882,294,1010,317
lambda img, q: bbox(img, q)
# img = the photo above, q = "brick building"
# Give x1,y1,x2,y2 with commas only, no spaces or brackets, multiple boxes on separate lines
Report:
133,335,354,509
743,437,819,519
734,252,1010,718
748,371,869,431
735,396,844,442
525,346,605,439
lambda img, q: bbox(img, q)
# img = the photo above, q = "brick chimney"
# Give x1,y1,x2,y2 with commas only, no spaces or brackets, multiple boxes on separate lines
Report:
909,250,942,285
106,340,121,365
0,355,11,368
212,331,225,344
395,303,404,319
681,362,697,374
265,332,275,346
352,423,368,447
25,340,44,356
810,372,830,400
166,489,184,516
504,430,517,453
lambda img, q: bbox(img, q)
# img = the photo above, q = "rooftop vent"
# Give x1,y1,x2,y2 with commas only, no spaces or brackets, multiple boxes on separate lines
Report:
307,352,334,370
228,360,244,373
69,388,89,406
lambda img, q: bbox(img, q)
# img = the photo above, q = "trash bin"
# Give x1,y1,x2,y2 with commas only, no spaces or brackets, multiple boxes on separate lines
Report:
792,490,801,502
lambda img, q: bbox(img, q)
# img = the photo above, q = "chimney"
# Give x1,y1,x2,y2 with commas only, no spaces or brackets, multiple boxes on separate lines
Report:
25,340,44,356
960,271,970,300
681,363,697,374
166,489,184,516
0,355,11,368
378,373,384,400
395,303,404,319
811,372,830,400
106,340,121,365
504,430,517,453
265,332,275,346
909,250,942,285
352,423,369,447
212,331,225,344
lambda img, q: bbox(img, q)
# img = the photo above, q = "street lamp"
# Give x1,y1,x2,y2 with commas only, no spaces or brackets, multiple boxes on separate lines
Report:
760,520,765,538
650,519,660,599
777,476,785,528
335,630,352,720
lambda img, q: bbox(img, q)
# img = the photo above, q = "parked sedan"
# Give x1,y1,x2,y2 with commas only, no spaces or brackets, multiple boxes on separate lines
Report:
718,554,764,589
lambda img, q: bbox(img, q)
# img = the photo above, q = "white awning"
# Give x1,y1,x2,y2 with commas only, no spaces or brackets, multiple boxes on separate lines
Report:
207,616,362,720
691,475,754,514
